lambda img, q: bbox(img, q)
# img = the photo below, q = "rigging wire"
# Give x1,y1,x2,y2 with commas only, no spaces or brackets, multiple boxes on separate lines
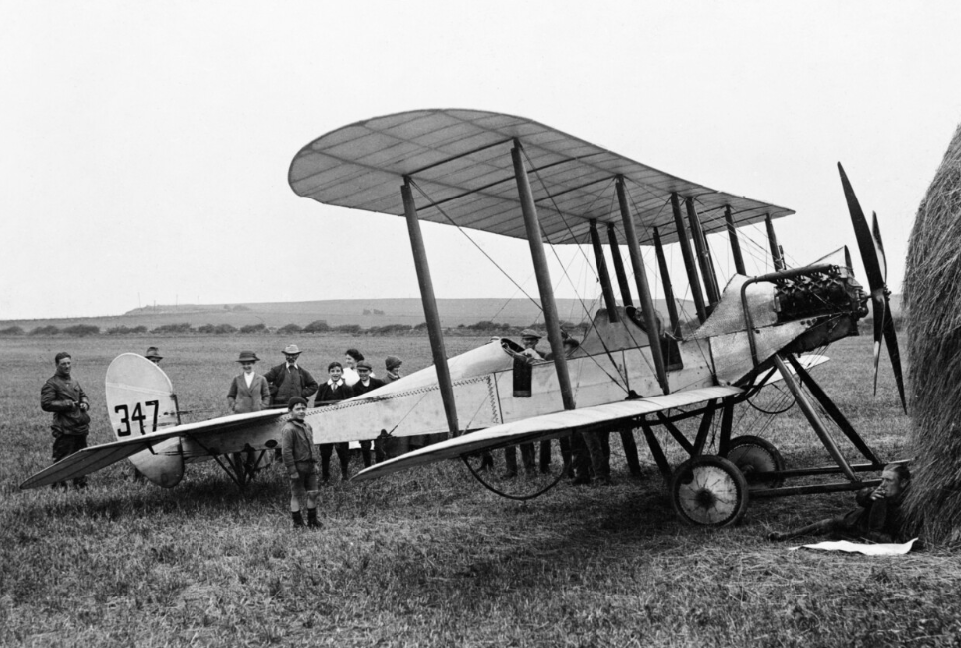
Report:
407,178,543,312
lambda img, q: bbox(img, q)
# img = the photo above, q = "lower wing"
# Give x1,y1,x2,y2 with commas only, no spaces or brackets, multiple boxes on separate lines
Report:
353,385,743,482
19,409,285,490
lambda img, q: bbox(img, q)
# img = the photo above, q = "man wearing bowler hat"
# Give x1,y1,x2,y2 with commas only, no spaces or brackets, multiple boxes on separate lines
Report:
226,351,271,414
264,344,319,408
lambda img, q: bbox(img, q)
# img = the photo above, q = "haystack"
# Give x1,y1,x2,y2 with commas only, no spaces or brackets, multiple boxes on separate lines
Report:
903,122,961,543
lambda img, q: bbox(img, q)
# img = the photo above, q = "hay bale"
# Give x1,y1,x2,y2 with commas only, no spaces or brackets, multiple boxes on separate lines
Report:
903,122,961,544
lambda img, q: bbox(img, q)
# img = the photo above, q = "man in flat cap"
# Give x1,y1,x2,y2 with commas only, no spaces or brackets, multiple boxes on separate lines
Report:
40,352,91,490
264,344,319,408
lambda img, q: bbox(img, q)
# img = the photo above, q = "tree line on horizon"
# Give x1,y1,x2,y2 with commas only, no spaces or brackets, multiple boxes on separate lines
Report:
0,319,590,338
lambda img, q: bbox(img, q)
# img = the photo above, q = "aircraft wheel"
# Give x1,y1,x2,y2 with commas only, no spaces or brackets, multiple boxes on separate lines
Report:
723,435,786,488
670,455,749,527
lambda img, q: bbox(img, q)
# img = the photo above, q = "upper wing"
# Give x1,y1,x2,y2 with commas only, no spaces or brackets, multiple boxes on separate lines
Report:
353,385,742,482
289,109,793,245
19,409,285,490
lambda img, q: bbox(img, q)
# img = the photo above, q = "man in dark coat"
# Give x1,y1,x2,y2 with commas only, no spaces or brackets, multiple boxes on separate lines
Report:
263,344,319,407
40,352,91,490
769,464,912,543
352,360,386,466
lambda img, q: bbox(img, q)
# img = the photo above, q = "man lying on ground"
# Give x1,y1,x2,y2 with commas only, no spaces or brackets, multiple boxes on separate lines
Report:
769,463,911,543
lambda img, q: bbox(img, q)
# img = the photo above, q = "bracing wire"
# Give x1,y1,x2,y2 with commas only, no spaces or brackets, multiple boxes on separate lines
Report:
407,178,542,312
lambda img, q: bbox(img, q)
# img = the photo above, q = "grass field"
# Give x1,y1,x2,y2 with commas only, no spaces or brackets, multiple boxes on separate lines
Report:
2,333,957,647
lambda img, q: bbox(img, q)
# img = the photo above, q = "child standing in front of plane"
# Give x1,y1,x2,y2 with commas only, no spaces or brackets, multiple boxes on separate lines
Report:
315,362,355,482
280,397,320,529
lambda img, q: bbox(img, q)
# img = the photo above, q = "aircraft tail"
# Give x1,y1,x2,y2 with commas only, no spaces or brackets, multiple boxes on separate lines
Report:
104,354,185,487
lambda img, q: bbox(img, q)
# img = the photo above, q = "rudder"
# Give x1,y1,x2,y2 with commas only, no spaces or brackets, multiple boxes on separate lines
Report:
104,353,185,487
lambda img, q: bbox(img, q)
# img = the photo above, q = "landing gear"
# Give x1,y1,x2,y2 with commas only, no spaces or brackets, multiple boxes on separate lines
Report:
723,435,785,488
213,448,270,490
670,455,749,527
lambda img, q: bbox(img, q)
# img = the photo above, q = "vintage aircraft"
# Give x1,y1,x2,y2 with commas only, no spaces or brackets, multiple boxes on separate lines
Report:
22,109,903,528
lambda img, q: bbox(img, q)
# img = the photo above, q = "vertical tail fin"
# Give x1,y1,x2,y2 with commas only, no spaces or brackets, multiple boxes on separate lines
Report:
104,354,185,487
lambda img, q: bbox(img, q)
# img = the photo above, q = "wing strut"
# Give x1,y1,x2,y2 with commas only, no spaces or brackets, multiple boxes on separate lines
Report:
606,223,634,308
616,177,669,394
724,205,747,275
652,226,682,338
765,213,786,271
511,140,575,410
401,178,460,436
671,192,708,323
589,220,619,321
686,197,721,307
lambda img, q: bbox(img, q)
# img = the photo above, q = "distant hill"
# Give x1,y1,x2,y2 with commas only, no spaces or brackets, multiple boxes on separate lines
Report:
1,297,691,332
1,293,901,333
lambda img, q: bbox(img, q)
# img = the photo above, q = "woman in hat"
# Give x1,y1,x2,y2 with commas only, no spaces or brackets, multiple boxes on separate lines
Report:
226,351,271,413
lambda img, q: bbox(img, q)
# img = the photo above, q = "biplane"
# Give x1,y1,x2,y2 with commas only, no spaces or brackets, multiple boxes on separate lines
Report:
21,109,904,528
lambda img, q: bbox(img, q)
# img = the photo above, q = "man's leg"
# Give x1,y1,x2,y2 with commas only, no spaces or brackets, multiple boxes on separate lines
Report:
520,443,536,476
570,432,591,485
503,447,518,479
560,435,573,475
769,516,844,541
319,444,333,483
538,440,552,474
335,442,350,480
359,440,373,468
619,425,643,477
583,431,610,484
374,436,386,464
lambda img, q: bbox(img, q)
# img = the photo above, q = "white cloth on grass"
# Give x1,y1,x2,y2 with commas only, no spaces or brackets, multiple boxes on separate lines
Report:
789,538,917,555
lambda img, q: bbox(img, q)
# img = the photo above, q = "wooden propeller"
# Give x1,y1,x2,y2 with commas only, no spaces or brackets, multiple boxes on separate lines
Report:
838,162,907,412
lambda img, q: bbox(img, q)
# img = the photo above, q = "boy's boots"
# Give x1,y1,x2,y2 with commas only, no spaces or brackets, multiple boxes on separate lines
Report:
292,511,305,528
306,508,321,529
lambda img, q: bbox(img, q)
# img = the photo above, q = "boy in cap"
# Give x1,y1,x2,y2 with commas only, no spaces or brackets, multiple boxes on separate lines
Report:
315,361,354,481
280,397,320,528
352,359,386,466
264,344,319,407
384,355,403,384
40,352,91,490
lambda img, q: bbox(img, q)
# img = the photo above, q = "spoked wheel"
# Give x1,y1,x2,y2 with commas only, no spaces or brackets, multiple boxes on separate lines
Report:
723,435,786,488
670,455,749,527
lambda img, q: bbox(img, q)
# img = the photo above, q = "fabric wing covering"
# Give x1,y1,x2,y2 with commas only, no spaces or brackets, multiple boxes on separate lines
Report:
288,109,794,245
353,385,742,482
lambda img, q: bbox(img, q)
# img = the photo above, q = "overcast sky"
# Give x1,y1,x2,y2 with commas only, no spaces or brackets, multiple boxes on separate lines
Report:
3,1,960,320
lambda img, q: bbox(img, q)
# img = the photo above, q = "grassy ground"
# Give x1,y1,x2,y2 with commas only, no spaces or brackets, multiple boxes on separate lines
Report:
2,334,958,647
